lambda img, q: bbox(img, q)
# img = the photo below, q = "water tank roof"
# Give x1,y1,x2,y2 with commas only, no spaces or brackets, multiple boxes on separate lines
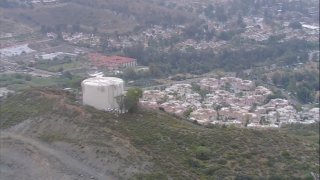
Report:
82,77,124,86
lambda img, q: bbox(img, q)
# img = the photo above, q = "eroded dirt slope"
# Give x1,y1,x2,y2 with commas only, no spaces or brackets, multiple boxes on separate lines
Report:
0,89,153,180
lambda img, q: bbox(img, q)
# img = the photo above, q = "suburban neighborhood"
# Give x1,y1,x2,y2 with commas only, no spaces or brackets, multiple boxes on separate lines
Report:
140,77,319,127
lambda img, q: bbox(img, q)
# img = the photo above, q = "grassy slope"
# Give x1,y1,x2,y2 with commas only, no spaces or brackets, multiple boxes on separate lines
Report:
0,90,54,128
281,123,320,145
34,60,84,72
115,112,319,179
0,73,84,91
0,89,319,179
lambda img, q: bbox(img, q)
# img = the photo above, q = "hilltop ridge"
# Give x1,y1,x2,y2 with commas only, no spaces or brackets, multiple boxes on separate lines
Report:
0,88,319,179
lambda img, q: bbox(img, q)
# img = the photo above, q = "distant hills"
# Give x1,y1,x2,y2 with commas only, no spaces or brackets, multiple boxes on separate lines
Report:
0,0,193,34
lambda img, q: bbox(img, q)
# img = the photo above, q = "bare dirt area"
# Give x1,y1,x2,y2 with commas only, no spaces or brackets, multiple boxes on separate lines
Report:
0,90,153,180
0,132,110,180
0,118,151,180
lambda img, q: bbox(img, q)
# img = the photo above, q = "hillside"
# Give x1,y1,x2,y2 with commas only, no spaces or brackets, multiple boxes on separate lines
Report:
0,0,193,34
0,88,319,179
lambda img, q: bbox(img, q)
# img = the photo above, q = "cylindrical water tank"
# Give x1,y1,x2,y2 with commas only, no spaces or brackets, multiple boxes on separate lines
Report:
82,77,124,110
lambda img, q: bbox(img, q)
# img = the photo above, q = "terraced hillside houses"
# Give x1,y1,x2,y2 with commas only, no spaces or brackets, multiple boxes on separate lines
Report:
140,77,319,128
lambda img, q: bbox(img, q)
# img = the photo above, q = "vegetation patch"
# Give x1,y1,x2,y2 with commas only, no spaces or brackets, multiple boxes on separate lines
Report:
0,73,84,91
0,90,53,128
39,133,65,143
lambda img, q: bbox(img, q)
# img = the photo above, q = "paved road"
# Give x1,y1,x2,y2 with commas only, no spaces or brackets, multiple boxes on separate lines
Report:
28,67,60,76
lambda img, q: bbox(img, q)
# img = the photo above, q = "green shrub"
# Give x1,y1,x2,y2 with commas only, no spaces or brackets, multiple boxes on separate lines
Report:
39,133,64,143
217,159,227,165
203,165,221,175
195,146,211,160
187,158,203,168
281,151,291,159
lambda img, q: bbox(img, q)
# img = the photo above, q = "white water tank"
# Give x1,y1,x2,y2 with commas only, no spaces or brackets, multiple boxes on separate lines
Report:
82,77,124,110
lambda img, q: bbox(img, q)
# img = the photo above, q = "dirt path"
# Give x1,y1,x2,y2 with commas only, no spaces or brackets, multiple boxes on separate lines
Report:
0,132,116,180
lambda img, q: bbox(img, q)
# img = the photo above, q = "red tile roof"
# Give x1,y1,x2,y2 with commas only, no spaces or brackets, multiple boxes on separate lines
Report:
88,53,136,68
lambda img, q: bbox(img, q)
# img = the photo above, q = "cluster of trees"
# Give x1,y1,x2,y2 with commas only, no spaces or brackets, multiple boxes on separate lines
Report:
121,68,150,81
73,0,191,28
40,23,86,35
181,16,246,41
183,20,216,41
10,73,32,81
124,39,317,77
271,69,319,103
203,0,314,18
289,21,303,29
123,39,318,105
116,88,142,113
34,56,72,72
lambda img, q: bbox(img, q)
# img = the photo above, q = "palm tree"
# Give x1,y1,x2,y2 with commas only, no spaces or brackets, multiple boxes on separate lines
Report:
213,104,222,120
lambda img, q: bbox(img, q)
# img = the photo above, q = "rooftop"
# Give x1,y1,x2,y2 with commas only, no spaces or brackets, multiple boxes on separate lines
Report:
88,53,136,67
82,77,124,86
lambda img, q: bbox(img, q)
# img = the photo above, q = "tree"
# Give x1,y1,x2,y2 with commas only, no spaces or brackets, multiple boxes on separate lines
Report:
199,89,209,102
213,104,222,120
100,35,110,52
24,75,32,81
276,111,280,123
184,108,193,118
195,146,211,160
58,67,64,72
14,74,22,79
115,95,126,113
289,21,302,29
244,114,251,127
191,83,201,92
297,86,313,103
124,88,143,113
259,116,267,125
122,67,137,80
249,103,257,112
62,71,73,79
265,90,285,103
223,82,232,92
218,31,234,41
237,14,246,28
149,63,162,77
